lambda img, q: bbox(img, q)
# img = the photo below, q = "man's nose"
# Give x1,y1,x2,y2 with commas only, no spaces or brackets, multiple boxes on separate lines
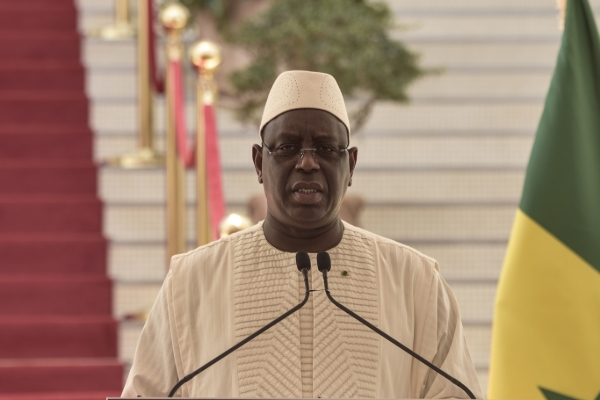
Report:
295,149,320,171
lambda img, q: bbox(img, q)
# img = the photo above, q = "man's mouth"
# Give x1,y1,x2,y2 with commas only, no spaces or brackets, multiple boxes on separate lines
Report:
292,183,323,204
292,182,323,192
297,188,318,194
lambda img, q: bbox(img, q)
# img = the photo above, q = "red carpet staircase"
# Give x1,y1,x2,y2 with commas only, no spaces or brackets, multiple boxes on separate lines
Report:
0,0,123,398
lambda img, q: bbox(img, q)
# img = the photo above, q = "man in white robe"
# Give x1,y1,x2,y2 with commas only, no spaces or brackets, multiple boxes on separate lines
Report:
122,70,483,399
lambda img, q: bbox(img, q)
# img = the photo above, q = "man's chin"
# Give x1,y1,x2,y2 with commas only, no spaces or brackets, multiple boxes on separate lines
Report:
291,190,324,205
286,209,337,228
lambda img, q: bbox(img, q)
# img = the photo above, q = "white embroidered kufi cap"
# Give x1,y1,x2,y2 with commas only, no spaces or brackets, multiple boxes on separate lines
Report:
259,70,350,139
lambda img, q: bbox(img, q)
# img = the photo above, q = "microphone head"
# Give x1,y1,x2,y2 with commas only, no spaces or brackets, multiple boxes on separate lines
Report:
295,251,311,272
317,252,331,272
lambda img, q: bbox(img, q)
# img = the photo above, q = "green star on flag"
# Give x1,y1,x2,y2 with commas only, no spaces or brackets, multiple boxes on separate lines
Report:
540,387,600,400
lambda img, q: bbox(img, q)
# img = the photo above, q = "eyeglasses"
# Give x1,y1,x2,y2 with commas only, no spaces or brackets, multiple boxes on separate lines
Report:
262,141,348,163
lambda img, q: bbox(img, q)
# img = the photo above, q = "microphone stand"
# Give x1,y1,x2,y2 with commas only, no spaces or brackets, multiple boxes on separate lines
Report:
168,267,311,397
318,258,476,399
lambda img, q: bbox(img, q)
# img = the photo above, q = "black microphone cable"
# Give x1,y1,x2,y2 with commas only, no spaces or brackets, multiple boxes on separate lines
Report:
316,251,476,399
167,251,313,397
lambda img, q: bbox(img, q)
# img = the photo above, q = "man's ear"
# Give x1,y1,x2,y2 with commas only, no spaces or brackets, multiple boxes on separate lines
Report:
252,144,264,184
347,147,358,186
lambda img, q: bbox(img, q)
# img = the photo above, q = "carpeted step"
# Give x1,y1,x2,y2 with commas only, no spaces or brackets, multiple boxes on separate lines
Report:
0,195,102,234
0,7,76,31
0,61,84,91
0,0,123,395
0,132,93,160
0,123,93,135
0,359,123,393
0,32,80,60
0,92,88,124
0,161,97,195
0,124,93,160
0,233,106,274
0,0,77,12
0,275,112,316
0,391,122,400
0,317,118,358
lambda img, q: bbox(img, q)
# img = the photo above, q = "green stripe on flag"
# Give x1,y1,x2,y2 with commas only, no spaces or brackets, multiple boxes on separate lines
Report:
520,0,600,272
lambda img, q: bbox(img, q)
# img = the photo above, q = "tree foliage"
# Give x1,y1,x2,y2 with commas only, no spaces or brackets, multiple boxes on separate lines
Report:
179,0,428,132
174,0,233,30
176,0,227,18
228,0,427,132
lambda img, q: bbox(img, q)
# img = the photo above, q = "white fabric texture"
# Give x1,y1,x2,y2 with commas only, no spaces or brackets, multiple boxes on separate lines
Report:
259,70,351,137
122,222,483,399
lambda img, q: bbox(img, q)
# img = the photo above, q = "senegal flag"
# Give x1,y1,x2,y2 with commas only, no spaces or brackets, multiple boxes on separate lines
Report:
487,0,600,399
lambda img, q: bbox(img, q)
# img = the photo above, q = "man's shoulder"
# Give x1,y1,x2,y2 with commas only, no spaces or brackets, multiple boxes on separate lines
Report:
343,221,439,272
169,222,263,270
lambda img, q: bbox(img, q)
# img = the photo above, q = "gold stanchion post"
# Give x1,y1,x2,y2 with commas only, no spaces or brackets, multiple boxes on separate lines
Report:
161,3,190,259
109,0,163,168
189,41,221,247
219,214,253,238
88,0,135,39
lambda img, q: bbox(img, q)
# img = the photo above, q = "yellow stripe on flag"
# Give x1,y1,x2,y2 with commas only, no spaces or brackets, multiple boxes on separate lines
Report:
488,209,600,400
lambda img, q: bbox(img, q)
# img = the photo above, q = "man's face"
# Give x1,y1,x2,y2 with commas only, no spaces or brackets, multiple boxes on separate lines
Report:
252,109,358,230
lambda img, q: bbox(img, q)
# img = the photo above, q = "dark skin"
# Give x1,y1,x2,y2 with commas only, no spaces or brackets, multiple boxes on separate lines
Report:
252,109,358,253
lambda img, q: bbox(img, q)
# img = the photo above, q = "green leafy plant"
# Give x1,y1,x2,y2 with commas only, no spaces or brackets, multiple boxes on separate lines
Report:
180,0,429,132
229,0,428,132
176,0,227,19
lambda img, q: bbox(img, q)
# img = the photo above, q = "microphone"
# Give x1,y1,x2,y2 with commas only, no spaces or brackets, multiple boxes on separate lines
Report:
316,251,476,399
168,251,313,397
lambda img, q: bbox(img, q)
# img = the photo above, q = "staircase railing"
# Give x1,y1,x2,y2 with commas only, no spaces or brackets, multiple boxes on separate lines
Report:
160,4,226,260
95,1,250,263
